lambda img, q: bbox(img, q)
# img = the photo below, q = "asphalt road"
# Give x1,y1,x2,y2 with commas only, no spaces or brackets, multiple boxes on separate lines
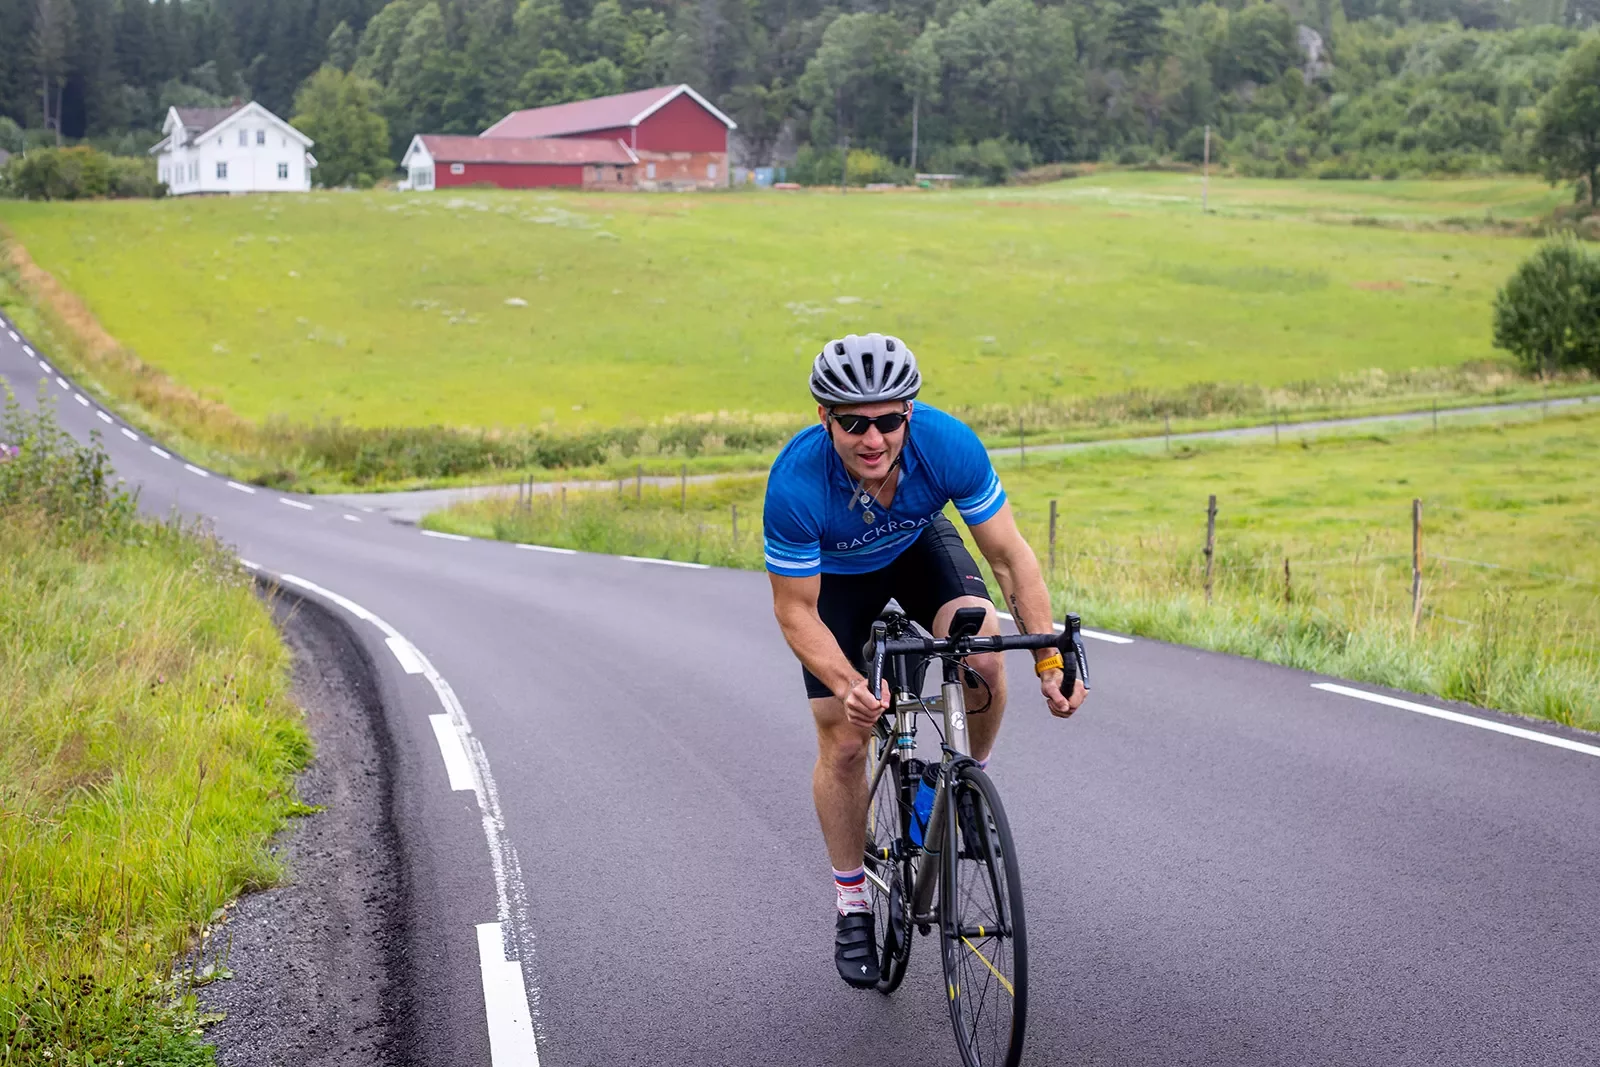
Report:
5,318,1598,1067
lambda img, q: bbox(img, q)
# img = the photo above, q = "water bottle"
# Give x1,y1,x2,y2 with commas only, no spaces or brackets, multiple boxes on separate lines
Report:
909,762,940,848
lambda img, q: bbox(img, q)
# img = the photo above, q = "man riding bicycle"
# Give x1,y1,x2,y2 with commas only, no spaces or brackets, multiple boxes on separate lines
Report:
764,332,1087,989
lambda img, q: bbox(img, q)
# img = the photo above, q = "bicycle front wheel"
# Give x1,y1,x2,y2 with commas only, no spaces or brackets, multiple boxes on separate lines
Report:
865,733,912,994
940,764,1027,1067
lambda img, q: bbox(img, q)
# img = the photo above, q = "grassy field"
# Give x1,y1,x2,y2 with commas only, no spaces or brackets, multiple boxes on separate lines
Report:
0,401,308,1064
0,173,1565,446
426,407,1600,727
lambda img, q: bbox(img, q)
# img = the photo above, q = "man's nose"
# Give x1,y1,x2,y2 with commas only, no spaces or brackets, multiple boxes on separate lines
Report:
861,427,886,449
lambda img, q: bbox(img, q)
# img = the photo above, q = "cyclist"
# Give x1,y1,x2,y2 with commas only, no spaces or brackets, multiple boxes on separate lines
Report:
764,332,1086,989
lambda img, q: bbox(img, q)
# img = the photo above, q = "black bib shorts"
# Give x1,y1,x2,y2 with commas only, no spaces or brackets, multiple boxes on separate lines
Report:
803,512,992,700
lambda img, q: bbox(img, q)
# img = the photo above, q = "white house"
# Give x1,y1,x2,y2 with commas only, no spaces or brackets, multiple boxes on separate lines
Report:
150,101,315,195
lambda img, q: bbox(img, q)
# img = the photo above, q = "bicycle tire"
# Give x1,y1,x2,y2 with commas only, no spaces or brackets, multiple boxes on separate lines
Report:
865,730,913,994
940,764,1027,1067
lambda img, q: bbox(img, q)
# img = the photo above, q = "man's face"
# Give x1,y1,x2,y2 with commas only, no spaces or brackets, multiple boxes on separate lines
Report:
819,400,912,482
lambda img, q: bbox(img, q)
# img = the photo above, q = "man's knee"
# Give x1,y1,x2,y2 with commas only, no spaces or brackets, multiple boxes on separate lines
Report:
967,650,1005,689
932,594,1001,638
812,699,871,772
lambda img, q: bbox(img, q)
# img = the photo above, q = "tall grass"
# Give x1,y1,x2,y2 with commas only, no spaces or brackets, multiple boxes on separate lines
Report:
0,395,309,1065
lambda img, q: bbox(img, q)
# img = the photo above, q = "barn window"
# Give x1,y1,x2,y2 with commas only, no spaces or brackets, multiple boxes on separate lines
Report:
646,163,655,179
707,163,718,180
614,166,624,181
216,161,228,179
450,162,465,175
278,162,289,180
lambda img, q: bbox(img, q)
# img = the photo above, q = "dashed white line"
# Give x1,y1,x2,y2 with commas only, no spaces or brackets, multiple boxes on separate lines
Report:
430,714,476,791
23,344,35,356
56,377,69,390
477,923,540,1066
1311,683,1600,759
342,514,361,522
6,330,16,341
227,480,256,494
96,411,112,424
421,530,470,542
515,543,576,555
150,445,170,459
120,427,139,441
386,635,426,674
621,555,709,569
278,497,314,510
183,463,209,477
74,393,89,406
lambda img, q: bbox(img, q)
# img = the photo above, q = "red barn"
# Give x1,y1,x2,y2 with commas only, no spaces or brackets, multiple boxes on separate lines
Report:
400,135,637,190
481,85,736,191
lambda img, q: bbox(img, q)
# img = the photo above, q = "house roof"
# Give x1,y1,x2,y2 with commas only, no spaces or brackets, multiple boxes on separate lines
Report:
406,135,637,167
151,101,313,155
480,85,735,139
174,105,244,134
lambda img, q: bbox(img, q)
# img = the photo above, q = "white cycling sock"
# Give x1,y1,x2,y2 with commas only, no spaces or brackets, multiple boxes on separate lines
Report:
834,866,870,915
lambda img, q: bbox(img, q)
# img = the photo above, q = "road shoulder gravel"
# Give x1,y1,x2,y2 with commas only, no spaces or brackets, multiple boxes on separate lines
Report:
195,588,418,1066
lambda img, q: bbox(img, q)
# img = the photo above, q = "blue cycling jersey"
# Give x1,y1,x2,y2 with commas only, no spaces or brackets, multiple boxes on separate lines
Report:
763,404,1007,577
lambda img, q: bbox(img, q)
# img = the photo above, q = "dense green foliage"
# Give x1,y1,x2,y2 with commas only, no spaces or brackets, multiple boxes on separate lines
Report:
0,396,307,1064
1493,236,1600,373
290,66,391,188
0,144,161,200
1534,35,1600,203
0,0,1594,179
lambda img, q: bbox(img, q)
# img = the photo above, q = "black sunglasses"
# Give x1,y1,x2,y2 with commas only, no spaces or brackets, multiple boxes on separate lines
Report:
829,410,908,435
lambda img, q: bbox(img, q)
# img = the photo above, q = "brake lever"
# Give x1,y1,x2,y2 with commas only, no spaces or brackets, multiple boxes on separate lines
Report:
1065,613,1090,691
867,621,888,702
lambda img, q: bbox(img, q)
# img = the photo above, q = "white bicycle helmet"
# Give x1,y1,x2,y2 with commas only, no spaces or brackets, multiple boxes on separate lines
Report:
809,333,921,406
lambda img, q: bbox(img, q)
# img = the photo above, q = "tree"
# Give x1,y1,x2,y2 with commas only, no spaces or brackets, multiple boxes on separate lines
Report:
30,0,75,144
1492,237,1600,377
1533,36,1600,207
290,66,391,188
327,21,357,73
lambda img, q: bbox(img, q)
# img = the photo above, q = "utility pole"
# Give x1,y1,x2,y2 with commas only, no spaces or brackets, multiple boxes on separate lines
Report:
1202,125,1211,213
1411,498,1423,633
910,93,920,175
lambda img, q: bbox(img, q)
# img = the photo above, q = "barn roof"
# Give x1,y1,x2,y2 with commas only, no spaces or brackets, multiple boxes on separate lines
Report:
408,135,637,166
481,85,735,139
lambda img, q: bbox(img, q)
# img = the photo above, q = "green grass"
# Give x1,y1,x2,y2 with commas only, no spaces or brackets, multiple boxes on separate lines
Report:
425,407,1600,728
0,401,309,1065
0,172,1562,442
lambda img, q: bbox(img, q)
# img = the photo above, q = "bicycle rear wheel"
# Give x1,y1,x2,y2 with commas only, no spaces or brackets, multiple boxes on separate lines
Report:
865,731,913,994
940,764,1027,1067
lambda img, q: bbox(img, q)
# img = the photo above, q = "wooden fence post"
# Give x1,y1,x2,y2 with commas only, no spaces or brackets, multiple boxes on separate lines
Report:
1283,557,1291,606
1203,494,1218,604
1048,499,1058,575
1273,410,1279,446
1165,414,1171,452
680,463,687,511
635,463,642,501
1019,417,1026,468
731,503,739,543
1411,498,1423,632
561,485,567,518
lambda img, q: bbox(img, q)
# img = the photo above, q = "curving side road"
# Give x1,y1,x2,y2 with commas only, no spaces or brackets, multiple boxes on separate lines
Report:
4,316,1598,1067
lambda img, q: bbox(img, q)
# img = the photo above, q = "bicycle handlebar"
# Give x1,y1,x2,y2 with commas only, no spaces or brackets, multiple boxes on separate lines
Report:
867,614,1091,701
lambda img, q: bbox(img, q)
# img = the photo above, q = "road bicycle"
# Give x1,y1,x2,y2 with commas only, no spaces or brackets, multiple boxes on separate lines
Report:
860,603,1089,1067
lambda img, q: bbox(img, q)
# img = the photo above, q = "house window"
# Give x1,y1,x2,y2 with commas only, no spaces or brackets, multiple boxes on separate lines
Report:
191,162,199,182
450,162,464,175
614,166,623,181
278,162,289,180
257,130,265,145
707,163,718,180
217,161,228,179
646,162,655,179
239,129,248,147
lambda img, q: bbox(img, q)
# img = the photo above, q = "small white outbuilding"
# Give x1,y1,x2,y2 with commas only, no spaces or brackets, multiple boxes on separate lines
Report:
150,101,316,196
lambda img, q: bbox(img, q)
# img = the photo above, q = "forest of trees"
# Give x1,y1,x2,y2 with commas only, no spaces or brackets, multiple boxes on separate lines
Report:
0,0,1595,179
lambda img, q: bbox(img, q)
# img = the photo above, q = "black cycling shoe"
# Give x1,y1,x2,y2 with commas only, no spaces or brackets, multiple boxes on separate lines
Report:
834,911,880,989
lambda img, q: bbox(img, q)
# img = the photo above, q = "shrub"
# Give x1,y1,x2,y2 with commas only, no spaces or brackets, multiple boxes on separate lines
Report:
2,145,163,200
843,148,906,185
790,143,843,186
1492,236,1600,375
926,138,1034,185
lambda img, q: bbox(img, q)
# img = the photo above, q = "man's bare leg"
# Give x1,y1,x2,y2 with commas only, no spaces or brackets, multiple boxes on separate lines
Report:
811,696,873,870
931,595,1008,762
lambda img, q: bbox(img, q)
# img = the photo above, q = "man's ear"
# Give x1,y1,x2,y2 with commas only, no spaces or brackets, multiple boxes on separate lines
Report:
817,404,829,425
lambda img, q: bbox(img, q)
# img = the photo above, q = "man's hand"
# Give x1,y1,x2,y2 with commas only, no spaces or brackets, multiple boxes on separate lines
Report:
839,677,890,729
1040,669,1087,718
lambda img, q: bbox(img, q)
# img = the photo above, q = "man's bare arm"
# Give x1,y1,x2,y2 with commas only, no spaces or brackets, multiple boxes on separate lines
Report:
769,572,887,723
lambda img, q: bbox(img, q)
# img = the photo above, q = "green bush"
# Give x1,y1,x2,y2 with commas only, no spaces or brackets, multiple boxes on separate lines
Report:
926,138,1034,185
843,148,907,185
1492,236,1600,375
2,145,164,201
790,144,842,185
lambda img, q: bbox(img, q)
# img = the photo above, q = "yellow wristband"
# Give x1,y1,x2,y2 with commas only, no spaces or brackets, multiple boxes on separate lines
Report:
1033,653,1064,677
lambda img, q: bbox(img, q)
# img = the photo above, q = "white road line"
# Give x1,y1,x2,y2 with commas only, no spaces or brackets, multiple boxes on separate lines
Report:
476,924,541,1067
997,611,1134,644
183,463,209,477
238,559,260,570
429,714,476,791
227,480,256,494
56,377,69,390
1311,682,1600,759
6,330,16,341
24,344,35,356
120,427,139,441
515,543,576,555
343,514,361,522
150,445,170,459
278,497,313,510
74,393,89,407
621,555,709,569
270,570,541,1062
96,411,112,423
421,530,470,542
386,635,426,674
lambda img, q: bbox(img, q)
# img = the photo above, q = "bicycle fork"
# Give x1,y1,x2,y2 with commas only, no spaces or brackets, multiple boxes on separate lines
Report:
912,671,971,925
